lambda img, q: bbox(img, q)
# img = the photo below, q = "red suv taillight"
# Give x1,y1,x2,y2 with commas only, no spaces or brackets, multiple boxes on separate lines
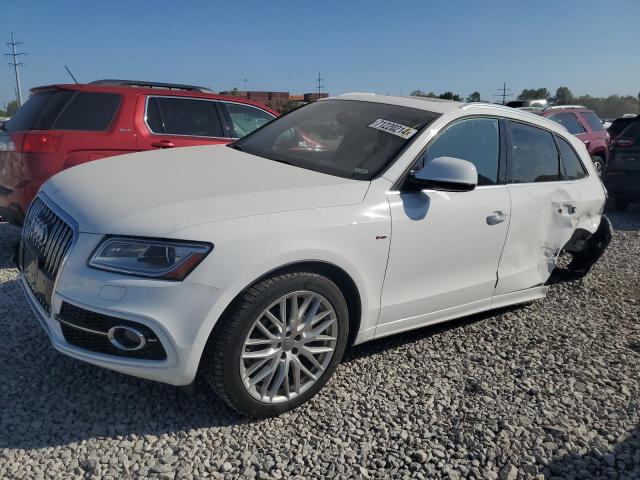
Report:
21,132,63,153
612,137,636,148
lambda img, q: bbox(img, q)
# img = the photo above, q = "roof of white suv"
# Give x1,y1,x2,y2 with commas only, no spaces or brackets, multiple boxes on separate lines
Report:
336,93,463,114
333,93,567,132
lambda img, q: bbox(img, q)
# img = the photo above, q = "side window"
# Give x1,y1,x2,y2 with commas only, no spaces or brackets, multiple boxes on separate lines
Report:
556,136,587,180
581,111,605,132
145,97,164,133
417,118,500,186
148,97,223,137
548,113,585,135
225,103,275,138
53,92,121,131
507,121,560,183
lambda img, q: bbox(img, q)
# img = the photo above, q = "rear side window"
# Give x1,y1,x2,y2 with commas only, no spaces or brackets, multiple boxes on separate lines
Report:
224,103,274,138
419,118,500,186
53,92,121,131
507,121,560,183
146,97,223,137
620,119,640,138
4,90,74,132
608,118,633,137
556,136,587,180
547,113,585,135
581,111,604,131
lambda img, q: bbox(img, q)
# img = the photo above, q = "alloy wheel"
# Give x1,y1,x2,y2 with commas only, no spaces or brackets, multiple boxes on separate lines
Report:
240,291,338,404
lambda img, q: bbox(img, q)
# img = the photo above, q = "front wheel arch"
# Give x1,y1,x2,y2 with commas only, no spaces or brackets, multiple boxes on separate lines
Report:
202,261,362,361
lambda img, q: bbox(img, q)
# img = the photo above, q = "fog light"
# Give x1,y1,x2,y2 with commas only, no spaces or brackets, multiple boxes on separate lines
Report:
107,326,146,351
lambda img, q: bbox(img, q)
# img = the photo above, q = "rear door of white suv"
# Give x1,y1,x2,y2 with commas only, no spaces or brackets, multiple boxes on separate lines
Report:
495,120,583,294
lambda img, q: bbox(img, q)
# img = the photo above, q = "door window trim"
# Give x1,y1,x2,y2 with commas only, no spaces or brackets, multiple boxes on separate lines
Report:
391,114,506,191
143,95,228,140
552,133,590,181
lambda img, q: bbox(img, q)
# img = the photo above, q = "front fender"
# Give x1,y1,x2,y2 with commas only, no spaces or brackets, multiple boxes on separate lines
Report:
172,203,392,379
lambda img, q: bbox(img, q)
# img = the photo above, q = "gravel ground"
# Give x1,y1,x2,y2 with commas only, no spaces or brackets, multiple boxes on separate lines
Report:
0,208,638,480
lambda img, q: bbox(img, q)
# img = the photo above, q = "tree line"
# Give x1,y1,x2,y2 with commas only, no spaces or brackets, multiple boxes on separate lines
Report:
0,100,19,118
518,87,639,119
411,87,640,120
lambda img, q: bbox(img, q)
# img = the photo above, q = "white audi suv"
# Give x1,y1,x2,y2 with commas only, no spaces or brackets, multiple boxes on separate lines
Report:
18,94,610,415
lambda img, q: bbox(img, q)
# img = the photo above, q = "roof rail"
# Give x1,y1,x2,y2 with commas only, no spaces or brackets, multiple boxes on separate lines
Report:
461,102,567,131
89,79,213,93
543,105,586,111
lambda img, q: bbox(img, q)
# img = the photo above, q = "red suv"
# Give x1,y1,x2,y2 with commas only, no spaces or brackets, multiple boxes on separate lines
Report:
0,80,277,225
541,106,609,175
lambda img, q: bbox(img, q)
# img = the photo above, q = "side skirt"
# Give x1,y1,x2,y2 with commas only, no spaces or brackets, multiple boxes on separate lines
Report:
373,286,548,340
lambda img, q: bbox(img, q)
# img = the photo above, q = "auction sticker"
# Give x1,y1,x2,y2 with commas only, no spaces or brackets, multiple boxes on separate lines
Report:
368,119,417,139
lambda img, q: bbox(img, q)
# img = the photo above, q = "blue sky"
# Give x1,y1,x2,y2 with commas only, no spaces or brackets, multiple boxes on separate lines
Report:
2,0,639,108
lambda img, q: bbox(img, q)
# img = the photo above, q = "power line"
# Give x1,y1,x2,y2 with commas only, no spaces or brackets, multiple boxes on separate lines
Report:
493,81,512,105
316,72,324,97
5,32,26,106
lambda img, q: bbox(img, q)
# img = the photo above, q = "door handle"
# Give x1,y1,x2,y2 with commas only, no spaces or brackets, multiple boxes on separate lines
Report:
151,140,176,148
486,211,507,225
557,204,577,215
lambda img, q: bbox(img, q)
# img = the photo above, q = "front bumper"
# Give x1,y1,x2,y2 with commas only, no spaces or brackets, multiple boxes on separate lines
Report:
20,231,226,386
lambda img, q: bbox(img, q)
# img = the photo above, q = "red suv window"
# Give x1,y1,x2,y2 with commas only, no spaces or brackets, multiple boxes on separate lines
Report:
547,113,585,135
581,111,605,132
145,97,224,138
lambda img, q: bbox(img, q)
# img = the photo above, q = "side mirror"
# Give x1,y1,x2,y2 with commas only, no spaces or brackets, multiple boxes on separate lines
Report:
406,156,478,192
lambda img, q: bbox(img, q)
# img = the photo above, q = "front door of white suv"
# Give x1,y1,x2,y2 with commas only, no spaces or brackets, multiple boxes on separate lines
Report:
378,117,511,336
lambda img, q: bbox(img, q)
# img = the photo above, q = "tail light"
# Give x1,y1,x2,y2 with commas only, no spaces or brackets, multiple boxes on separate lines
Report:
612,137,636,148
21,132,63,153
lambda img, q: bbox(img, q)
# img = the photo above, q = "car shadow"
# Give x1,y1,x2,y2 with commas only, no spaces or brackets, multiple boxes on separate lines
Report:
343,303,525,363
543,427,640,478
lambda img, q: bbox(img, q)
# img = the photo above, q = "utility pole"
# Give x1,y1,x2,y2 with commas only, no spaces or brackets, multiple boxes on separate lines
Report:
5,33,26,106
494,81,512,105
316,72,324,98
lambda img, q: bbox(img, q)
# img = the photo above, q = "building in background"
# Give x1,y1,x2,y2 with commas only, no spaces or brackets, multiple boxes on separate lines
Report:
219,90,329,112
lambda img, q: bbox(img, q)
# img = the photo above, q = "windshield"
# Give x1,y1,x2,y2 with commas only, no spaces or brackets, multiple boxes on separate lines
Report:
232,99,439,180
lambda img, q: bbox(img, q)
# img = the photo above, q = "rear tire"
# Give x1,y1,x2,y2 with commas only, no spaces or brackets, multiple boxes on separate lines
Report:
202,272,349,416
614,197,629,212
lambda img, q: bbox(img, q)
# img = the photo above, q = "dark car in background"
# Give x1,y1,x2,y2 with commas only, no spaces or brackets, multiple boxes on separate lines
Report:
0,80,277,225
541,106,609,175
603,117,640,211
607,115,637,142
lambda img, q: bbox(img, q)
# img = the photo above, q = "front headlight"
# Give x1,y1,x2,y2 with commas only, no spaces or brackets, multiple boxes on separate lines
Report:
89,237,213,280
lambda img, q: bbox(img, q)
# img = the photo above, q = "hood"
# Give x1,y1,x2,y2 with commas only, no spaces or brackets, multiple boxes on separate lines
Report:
42,145,369,236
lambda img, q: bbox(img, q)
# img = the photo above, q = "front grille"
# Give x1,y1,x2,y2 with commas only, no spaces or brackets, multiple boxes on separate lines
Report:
20,197,74,312
58,302,167,360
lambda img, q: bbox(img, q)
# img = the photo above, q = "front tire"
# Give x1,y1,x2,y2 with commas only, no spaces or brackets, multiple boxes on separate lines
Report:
202,272,349,416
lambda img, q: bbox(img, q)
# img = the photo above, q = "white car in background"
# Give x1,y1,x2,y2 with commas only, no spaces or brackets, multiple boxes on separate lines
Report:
18,94,610,416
